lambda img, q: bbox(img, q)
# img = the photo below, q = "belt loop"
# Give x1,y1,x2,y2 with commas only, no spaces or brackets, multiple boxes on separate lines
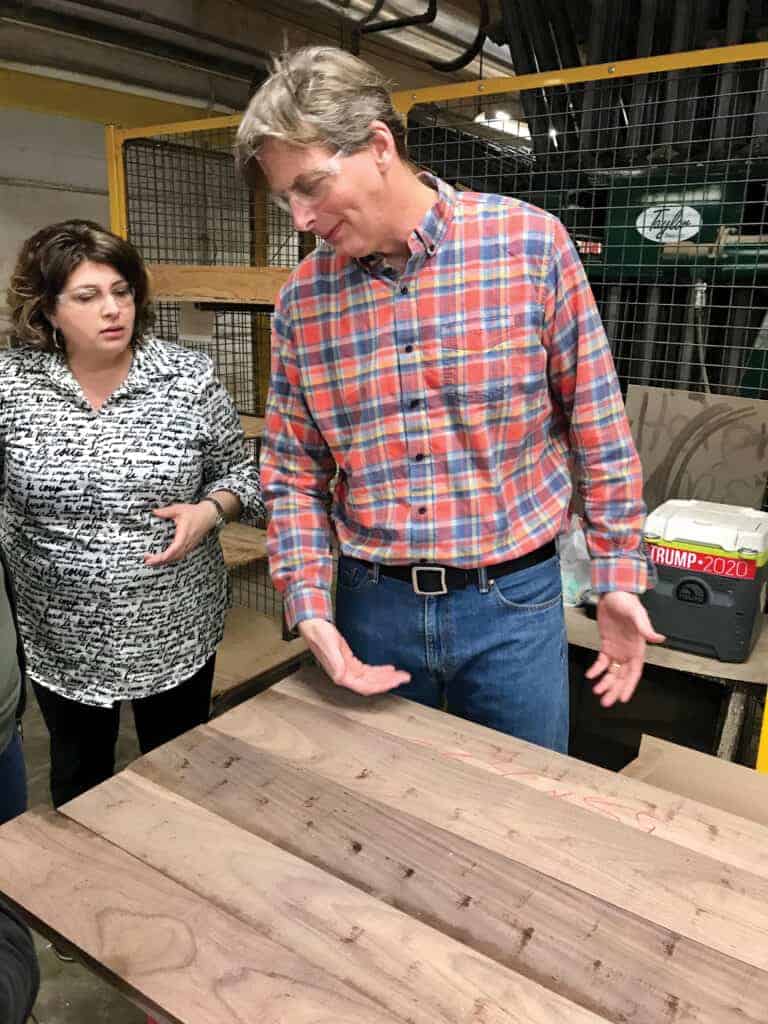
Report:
371,562,380,584
477,566,490,594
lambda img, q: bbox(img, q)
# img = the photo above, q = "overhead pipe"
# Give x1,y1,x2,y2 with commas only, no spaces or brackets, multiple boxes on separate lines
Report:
358,0,438,36
29,0,270,64
428,0,488,73
498,0,552,158
711,0,749,157
625,0,659,153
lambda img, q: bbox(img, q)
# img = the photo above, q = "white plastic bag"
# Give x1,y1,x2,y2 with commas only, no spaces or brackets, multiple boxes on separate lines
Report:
558,514,592,607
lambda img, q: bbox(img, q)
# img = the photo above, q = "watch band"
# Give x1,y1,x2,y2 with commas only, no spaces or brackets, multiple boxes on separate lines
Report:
201,495,227,530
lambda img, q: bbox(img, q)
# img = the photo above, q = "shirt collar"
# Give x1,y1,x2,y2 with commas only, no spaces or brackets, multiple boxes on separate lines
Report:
29,335,175,403
357,172,456,275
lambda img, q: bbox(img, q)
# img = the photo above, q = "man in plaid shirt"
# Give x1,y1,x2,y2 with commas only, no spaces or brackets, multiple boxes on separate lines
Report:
236,47,662,752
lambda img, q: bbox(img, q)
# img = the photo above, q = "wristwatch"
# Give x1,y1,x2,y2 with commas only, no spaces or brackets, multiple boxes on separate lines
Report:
201,495,227,531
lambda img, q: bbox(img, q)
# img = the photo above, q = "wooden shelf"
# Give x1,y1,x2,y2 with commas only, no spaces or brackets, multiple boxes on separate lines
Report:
147,263,290,304
240,414,265,440
213,606,308,710
220,522,267,569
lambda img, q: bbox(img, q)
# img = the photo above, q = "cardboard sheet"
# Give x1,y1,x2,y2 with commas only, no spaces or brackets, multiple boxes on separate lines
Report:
625,385,768,511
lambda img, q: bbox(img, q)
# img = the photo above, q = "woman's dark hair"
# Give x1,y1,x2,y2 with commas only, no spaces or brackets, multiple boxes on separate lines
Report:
7,220,153,351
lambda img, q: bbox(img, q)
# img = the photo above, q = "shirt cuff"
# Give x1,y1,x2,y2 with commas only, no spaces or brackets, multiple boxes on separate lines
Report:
589,551,656,595
283,586,334,632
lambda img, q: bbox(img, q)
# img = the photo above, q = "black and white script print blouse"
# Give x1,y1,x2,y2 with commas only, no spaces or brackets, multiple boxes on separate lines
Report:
0,337,263,706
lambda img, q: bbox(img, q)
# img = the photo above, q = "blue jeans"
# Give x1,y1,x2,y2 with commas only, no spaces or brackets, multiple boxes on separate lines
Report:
0,729,27,824
335,552,569,752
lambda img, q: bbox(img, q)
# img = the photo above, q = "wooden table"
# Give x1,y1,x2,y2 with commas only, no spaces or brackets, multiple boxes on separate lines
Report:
3,664,768,1024
566,606,768,766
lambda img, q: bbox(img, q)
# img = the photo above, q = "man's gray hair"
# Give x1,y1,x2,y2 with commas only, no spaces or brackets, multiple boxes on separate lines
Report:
235,47,407,186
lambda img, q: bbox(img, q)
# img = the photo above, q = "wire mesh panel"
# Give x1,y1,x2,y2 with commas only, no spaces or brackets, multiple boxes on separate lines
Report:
124,128,300,268
408,58,768,399
122,123,300,419
229,559,283,620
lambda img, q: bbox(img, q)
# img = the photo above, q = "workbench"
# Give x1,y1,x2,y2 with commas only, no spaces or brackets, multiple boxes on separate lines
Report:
2,664,768,1024
565,605,768,768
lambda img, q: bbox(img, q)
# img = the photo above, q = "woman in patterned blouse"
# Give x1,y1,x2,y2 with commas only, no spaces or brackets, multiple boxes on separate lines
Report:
4,221,263,806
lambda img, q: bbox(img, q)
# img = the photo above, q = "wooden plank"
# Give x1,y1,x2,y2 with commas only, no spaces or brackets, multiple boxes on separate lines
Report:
213,689,768,972
0,808,403,1024
220,522,267,568
566,605,768,685
62,771,606,1024
274,668,768,880
213,607,307,706
239,414,265,440
130,723,768,1024
147,263,290,304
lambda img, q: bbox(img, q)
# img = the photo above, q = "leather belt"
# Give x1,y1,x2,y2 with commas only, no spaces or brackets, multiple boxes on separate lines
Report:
354,540,557,596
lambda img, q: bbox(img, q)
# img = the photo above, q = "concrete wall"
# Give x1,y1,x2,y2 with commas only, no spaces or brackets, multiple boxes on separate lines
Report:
0,109,109,341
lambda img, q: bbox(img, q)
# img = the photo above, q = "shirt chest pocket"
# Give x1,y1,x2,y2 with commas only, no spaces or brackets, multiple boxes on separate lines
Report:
438,313,545,400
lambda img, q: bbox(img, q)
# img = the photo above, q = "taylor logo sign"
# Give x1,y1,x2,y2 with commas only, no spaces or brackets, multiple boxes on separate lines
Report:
636,205,702,244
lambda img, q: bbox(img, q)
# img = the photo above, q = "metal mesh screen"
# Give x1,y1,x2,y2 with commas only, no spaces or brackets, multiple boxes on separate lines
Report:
229,559,282,620
408,59,768,399
124,129,300,268
150,300,270,416
123,124,299,419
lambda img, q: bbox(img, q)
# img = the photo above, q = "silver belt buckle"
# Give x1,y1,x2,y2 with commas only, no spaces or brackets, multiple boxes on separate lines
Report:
411,565,448,596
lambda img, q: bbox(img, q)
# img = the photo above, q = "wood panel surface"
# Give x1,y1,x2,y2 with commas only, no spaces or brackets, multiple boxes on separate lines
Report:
213,688,768,971
0,808,404,1024
273,669,768,880
61,772,604,1024
3,663,768,1024
129,723,768,1024
147,263,289,304
220,522,267,568
212,607,307,704
239,414,265,439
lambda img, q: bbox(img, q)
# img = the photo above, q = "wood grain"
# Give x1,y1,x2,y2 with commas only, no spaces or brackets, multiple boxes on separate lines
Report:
220,522,267,569
0,808,406,1024
274,668,768,879
147,263,289,305
213,688,768,971
213,608,307,704
239,414,265,440
129,723,768,1024
62,771,606,1024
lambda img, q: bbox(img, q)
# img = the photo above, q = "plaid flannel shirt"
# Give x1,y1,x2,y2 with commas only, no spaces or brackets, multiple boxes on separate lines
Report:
262,176,649,629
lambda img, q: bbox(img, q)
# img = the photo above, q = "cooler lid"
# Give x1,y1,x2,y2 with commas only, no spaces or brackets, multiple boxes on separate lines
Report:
644,499,768,555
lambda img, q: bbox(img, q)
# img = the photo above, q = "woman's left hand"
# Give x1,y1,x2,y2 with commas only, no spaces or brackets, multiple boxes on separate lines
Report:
144,502,219,567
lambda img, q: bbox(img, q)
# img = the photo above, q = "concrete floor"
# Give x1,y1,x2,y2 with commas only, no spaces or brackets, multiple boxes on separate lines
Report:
23,694,146,1024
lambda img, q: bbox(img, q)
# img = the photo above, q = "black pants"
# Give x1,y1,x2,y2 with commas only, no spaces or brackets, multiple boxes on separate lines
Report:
33,655,215,807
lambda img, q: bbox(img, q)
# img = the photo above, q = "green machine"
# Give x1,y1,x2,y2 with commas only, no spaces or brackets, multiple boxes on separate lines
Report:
578,166,768,285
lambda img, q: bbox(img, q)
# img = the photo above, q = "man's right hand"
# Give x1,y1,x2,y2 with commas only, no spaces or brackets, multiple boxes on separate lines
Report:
297,618,410,696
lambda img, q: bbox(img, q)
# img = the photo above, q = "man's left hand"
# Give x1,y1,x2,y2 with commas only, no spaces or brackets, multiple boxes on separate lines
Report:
585,591,665,707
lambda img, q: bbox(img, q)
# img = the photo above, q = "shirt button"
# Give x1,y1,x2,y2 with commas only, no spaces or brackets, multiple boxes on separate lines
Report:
400,285,408,295
409,398,420,409
404,345,413,353
417,506,427,515
414,453,425,461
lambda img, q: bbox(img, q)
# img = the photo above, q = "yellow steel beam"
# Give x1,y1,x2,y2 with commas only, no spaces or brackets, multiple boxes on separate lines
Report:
115,112,241,143
757,699,768,774
0,67,220,127
104,125,128,238
391,41,768,113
